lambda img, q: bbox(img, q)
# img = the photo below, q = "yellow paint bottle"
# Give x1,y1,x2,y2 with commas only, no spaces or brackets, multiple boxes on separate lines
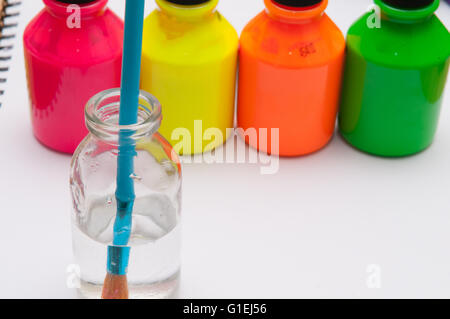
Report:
141,0,239,154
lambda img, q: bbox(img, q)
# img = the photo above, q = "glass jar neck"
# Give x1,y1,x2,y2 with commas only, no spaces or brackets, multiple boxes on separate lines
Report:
85,89,162,146
156,0,218,21
374,0,439,24
43,0,108,19
264,0,328,24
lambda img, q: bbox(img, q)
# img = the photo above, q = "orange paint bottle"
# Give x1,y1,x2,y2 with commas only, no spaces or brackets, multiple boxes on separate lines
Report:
237,0,345,156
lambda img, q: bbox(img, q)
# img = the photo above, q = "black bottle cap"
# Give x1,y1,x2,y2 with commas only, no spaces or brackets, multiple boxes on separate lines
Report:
165,0,211,5
273,0,323,7
56,0,97,3
382,0,435,9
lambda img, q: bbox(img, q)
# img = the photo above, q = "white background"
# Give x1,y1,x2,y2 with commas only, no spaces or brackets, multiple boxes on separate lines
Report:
0,0,449,298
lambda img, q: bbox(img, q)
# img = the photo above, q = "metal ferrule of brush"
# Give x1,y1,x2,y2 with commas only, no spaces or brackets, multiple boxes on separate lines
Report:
107,246,131,275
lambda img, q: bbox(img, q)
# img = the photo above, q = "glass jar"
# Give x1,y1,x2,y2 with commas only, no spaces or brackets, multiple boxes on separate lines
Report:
70,88,182,299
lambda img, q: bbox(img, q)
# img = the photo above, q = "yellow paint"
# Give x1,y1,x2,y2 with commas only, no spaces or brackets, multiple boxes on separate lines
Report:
141,0,239,155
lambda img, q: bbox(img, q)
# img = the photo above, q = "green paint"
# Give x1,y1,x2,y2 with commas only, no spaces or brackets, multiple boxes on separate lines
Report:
339,0,450,157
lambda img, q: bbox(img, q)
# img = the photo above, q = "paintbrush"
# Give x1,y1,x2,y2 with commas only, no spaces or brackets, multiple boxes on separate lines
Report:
101,0,146,300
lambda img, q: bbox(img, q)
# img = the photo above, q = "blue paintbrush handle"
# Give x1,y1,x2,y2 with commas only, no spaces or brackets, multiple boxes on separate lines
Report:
119,0,145,127
109,0,146,274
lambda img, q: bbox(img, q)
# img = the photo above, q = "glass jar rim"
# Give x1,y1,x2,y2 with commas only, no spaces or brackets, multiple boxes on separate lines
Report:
85,88,162,143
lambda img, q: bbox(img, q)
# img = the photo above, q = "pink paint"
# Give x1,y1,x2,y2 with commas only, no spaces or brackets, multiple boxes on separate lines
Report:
24,0,124,154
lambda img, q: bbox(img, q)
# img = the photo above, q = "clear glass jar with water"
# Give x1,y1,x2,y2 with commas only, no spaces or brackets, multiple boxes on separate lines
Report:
70,88,182,299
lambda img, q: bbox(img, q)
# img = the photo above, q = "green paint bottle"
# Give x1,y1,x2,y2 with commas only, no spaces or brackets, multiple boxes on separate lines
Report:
339,0,450,157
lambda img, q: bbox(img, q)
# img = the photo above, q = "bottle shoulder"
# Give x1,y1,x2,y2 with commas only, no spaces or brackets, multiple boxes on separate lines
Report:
23,8,124,64
347,13,450,68
74,133,182,194
239,11,345,68
141,10,239,64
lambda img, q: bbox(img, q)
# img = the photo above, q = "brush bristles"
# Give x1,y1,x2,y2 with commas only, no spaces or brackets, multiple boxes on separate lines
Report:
101,273,129,299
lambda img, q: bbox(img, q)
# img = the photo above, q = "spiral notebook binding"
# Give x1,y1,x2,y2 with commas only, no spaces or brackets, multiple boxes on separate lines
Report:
0,0,21,106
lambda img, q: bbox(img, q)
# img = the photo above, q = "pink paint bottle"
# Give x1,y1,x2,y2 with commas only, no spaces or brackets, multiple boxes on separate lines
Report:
24,0,124,153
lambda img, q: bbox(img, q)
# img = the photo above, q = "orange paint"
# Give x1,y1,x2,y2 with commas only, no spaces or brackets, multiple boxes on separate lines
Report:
237,0,345,156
